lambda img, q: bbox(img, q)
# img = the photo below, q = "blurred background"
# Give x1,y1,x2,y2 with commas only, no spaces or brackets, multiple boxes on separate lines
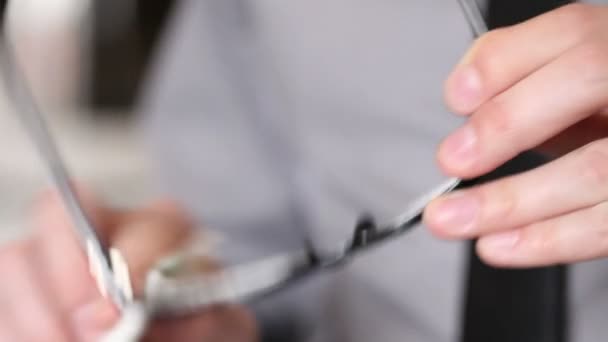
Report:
0,0,176,241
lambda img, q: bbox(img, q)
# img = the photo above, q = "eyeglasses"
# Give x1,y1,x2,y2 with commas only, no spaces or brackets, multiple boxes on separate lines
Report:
0,0,487,329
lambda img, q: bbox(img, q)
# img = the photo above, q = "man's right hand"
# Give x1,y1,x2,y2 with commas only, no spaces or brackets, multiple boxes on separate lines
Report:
0,189,258,342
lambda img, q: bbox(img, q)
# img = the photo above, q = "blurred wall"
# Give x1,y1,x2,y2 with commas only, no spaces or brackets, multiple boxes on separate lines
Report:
8,0,91,110
0,0,164,240
5,0,175,113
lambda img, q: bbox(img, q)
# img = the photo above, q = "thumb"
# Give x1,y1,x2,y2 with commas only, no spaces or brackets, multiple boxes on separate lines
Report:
29,186,121,341
30,190,195,340
66,197,195,340
78,199,194,340
30,186,116,311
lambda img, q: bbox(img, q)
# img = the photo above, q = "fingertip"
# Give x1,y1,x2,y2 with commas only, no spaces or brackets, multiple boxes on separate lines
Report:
444,64,483,115
436,124,482,177
436,145,479,180
476,230,522,268
145,198,185,216
110,215,192,294
72,298,119,341
436,151,467,178
143,199,193,229
31,184,106,228
476,243,512,268
423,200,453,239
436,135,503,182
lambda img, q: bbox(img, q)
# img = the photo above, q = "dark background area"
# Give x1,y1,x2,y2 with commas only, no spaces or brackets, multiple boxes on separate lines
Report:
89,0,176,111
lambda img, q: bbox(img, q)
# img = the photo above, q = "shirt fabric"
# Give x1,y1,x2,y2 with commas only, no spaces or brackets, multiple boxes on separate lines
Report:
139,1,608,341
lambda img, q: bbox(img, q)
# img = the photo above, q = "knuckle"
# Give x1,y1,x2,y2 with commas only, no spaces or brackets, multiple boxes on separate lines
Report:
31,325,69,342
471,29,508,80
577,41,608,83
523,224,553,256
572,42,608,82
589,203,608,253
0,241,31,271
577,141,608,187
476,97,514,139
591,202,608,232
522,223,575,264
556,3,598,34
34,190,62,213
30,192,64,226
479,180,518,226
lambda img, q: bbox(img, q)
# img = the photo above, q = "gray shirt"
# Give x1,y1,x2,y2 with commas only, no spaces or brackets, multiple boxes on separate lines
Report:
140,1,608,341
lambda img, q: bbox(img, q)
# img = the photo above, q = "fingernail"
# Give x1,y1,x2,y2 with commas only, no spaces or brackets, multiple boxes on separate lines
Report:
72,299,117,341
439,125,478,170
427,192,479,234
482,230,520,251
446,65,482,112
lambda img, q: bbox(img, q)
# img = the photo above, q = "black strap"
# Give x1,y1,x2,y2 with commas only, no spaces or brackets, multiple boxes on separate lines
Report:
459,8,572,341
462,239,568,342
460,152,568,341
460,5,573,340
486,0,573,28
460,7,572,338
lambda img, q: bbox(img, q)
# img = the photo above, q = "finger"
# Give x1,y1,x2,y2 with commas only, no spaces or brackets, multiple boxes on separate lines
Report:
438,38,608,178
71,298,118,342
0,240,72,341
109,199,193,295
0,319,19,342
32,192,191,296
445,3,606,114
426,139,608,238
145,305,257,342
29,187,124,340
476,201,608,267
29,190,195,338
29,187,115,311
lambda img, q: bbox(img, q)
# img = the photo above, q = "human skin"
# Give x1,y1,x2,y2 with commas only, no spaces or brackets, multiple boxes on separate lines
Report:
0,190,258,341
424,3,608,268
